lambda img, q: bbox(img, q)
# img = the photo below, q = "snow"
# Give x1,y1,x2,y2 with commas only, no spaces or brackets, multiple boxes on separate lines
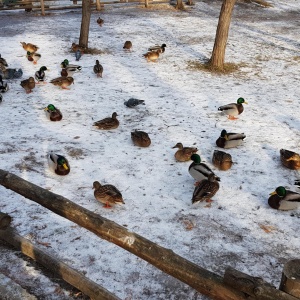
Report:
0,0,300,299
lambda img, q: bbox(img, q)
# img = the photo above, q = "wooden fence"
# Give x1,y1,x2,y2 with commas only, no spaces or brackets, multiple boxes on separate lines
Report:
0,169,299,300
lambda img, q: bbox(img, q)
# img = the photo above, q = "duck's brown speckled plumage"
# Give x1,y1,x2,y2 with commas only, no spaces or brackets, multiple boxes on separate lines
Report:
280,149,300,170
212,150,233,171
131,130,151,147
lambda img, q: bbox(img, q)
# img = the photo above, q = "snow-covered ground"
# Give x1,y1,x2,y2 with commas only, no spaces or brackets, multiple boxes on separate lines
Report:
0,0,299,299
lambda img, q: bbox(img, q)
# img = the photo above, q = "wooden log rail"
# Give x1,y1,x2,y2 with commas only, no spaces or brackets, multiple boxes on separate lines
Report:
0,226,120,300
0,169,298,300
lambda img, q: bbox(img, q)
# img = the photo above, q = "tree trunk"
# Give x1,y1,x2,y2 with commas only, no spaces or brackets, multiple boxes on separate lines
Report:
79,0,91,48
175,0,185,10
209,0,236,70
279,259,300,298
145,0,149,8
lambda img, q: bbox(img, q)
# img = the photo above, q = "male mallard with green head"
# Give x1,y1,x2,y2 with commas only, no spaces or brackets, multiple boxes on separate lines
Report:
93,181,124,208
212,150,233,171
60,59,82,71
131,130,151,147
50,76,74,89
189,154,220,185
44,104,62,121
26,51,41,64
172,143,198,162
47,152,70,175
148,43,166,53
218,97,248,120
280,149,300,170
20,77,35,94
216,129,246,149
192,174,220,204
268,186,300,210
35,66,48,83
93,112,119,130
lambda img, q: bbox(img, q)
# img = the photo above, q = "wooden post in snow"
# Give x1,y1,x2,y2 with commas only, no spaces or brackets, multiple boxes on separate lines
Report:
0,211,11,230
96,0,101,10
40,0,45,15
0,169,246,300
279,260,300,298
0,226,120,300
223,267,299,300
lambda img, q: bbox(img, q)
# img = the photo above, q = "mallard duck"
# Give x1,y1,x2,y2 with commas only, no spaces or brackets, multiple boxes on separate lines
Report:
44,104,62,121
280,149,300,170
20,77,35,94
97,17,104,27
143,51,159,62
20,42,39,53
192,174,220,204
75,50,82,61
124,98,145,108
93,112,119,130
61,67,79,77
148,43,166,53
93,60,103,78
50,76,74,89
71,43,85,53
268,186,300,210
26,51,41,64
131,130,151,147
60,59,82,71
189,154,220,185
93,181,124,208
216,129,246,149
35,66,48,83
48,152,70,176
1,68,23,79
212,150,233,171
0,54,8,67
172,143,198,162
218,97,248,120
0,75,9,93
123,41,132,50
295,180,300,188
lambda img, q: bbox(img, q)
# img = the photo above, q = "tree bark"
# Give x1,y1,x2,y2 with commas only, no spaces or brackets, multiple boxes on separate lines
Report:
209,0,236,70
79,0,91,48
0,227,120,300
145,0,149,8
279,259,300,298
0,169,246,300
0,211,11,229
224,267,299,300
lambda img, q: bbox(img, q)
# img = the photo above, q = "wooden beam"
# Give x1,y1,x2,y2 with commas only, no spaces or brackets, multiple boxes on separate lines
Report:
0,226,120,300
279,259,300,298
224,267,299,300
0,169,246,300
0,211,12,230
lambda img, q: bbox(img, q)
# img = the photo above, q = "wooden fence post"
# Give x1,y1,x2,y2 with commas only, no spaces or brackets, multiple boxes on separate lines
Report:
40,0,45,15
96,0,101,10
279,260,300,298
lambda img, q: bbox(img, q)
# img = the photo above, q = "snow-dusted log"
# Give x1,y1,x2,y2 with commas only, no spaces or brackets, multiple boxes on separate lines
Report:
0,211,12,229
279,259,300,298
0,226,120,300
224,267,299,300
0,169,261,299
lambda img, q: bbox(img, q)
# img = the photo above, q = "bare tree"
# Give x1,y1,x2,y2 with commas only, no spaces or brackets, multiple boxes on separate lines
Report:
79,0,91,48
209,0,236,70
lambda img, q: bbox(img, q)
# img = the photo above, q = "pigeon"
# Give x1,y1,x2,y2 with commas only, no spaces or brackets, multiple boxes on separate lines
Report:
0,68,23,79
0,75,9,93
75,49,82,61
124,98,145,108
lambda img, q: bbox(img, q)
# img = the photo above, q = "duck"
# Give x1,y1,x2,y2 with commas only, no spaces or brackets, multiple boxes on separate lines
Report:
212,150,233,171
123,41,132,50
268,186,300,210
0,54,8,67
35,66,48,83
60,59,82,71
96,17,104,27
50,76,74,89
71,43,85,53
75,49,82,61
20,42,39,53
189,154,220,185
0,75,9,93
124,98,145,108
93,60,103,78
20,77,35,94
47,152,70,176
61,67,79,77
93,112,119,130
1,68,23,79
218,97,248,120
216,129,246,149
26,51,41,64
280,149,300,170
172,143,198,162
131,130,151,147
93,181,124,208
143,51,159,62
44,104,62,121
295,180,300,188
192,174,220,204
148,43,166,53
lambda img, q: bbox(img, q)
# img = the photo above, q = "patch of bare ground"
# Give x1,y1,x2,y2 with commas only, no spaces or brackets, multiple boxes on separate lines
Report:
137,3,176,11
238,0,273,8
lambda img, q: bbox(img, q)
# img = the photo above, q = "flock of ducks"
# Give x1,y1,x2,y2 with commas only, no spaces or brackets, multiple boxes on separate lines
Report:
0,24,299,211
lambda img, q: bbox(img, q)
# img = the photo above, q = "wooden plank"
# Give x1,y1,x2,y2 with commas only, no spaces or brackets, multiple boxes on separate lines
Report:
0,169,247,300
0,226,121,300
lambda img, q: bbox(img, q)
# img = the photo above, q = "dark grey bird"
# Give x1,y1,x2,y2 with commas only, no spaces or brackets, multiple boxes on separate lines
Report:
0,54,8,67
75,50,82,61
93,60,103,78
0,75,9,93
0,94,2,103
124,98,145,108
0,68,23,79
